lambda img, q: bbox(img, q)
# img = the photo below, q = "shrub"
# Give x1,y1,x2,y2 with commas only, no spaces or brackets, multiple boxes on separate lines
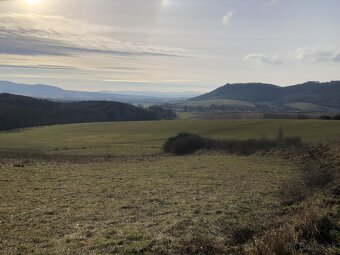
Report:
215,138,277,155
163,133,209,155
319,114,340,120
281,136,303,147
299,215,339,244
247,224,297,255
319,115,332,120
333,114,340,120
163,133,306,156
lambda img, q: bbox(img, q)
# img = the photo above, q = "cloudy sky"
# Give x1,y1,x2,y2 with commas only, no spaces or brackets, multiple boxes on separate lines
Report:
0,0,339,92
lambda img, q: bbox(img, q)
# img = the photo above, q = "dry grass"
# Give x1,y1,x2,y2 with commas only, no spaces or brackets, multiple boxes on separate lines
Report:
245,143,340,255
0,154,300,254
279,143,339,206
245,203,340,255
0,121,339,254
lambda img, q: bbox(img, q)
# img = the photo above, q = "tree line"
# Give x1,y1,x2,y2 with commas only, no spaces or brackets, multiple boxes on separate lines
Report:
0,93,176,131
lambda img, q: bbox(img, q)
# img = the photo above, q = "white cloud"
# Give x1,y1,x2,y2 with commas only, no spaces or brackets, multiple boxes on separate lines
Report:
244,47,340,65
244,53,282,65
0,13,188,57
222,11,234,26
294,47,340,62
264,0,279,6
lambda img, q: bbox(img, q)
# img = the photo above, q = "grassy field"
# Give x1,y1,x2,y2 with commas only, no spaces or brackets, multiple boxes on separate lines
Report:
0,119,339,254
0,154,300,254
0,119,339,156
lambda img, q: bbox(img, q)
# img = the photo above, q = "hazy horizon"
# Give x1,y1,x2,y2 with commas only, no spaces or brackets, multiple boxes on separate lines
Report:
1,79,340,95
0,0,339,92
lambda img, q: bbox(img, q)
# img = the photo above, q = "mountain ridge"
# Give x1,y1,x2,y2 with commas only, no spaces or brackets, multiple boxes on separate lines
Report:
189,81,340,112
0,81,191,103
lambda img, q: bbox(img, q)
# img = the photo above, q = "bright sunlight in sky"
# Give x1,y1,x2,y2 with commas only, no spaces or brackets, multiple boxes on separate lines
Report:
0,0,339,92
25,0,42,5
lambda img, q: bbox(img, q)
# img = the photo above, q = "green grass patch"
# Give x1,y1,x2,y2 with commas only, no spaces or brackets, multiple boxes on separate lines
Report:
0,119,339,156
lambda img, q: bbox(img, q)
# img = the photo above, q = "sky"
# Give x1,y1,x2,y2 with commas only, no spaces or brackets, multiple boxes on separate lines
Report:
0,0,339,93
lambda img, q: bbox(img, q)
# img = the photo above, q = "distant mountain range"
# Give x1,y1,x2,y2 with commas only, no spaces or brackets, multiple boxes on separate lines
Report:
0,81,196,104
99,90,200,99
182,81,340,112
2,80,340,113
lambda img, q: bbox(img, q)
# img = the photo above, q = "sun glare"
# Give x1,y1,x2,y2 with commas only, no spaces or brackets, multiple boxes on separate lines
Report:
25,0,42,5
161,0,170,8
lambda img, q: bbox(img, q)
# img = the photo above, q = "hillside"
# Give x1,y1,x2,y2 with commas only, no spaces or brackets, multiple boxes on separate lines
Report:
194,83,282,102
0,93,175,131
189,81,340,112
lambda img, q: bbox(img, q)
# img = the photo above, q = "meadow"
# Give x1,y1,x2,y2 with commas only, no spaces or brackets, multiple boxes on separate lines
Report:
0,119,339,156
0,119,339,254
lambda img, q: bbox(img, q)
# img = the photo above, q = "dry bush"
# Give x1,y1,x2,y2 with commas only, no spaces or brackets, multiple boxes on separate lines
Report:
163,133,305,156
246,205,339,255
163,133,209,155
247,224,297,255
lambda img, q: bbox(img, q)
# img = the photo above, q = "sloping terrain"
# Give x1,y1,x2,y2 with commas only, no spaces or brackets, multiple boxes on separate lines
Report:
0,93,175,131
0,120,339,254
194,83,282,102
0,153,300,255
188,81,340,112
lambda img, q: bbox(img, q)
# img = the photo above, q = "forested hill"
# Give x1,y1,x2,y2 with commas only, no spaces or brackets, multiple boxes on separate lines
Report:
0,93,175,131
192,81,340,110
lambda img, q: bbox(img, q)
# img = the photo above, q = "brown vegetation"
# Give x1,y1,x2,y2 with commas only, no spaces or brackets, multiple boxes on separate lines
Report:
163,132,306,155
